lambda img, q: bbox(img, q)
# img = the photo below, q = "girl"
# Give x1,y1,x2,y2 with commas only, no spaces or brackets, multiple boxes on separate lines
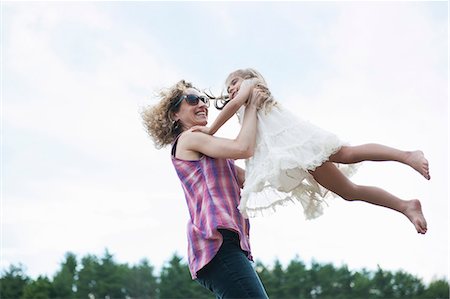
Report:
195,68,430,234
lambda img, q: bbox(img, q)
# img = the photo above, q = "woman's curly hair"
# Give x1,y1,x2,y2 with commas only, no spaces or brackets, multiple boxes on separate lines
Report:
141,80,196,149
214,68,277,113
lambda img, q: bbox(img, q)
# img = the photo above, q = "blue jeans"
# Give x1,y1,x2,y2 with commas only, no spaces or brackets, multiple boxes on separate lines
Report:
196,229,269,299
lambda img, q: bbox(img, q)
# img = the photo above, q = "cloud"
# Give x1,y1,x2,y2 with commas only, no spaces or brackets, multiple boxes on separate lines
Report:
281,2,447,144
2,2,187,276
4,2,180,152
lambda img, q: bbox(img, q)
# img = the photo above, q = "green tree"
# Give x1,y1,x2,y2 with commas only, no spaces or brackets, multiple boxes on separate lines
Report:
391,270,425,298
125,258,158,299
308,261,353,298
95,250,127,298
312,262,336,298
422,278,450,299
370,266,395,298
350,269,373,299
22,275,52,299
264,259,286,298
2,250,449,299
254,261,272,297
332,264,353,298
52,252,77,299
283,257,310,298
0,264,29,299
76,254,99,298
158,253,211,298
75,250,130,298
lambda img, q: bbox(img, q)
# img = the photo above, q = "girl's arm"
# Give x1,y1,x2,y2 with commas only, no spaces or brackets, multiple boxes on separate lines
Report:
207,79,257,135
176,88,262,160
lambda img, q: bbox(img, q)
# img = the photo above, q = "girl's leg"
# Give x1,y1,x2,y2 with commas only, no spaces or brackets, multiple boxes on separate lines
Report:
329,144,430,180
311,162,427,234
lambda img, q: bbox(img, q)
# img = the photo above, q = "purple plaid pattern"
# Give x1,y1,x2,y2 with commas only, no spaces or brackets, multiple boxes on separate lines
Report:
172,153,253,279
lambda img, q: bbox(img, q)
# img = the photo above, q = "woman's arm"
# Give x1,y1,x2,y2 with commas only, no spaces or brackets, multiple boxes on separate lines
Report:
207,79,257,135
177,88,262,160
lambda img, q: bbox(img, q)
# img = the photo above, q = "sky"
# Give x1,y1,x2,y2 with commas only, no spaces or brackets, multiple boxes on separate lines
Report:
1,0,448,285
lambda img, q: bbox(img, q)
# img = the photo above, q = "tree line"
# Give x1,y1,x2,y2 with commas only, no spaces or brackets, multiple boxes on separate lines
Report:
1,250,448,299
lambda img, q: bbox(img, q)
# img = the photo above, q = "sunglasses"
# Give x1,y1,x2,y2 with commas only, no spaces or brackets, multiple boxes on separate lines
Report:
173,94,210,108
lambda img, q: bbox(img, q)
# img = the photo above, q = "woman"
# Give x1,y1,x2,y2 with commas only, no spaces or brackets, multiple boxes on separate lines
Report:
142,80,268,298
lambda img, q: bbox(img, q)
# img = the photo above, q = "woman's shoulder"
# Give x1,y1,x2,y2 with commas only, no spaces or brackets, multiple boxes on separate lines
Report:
177,130,216,150
176,130,200,146
173,131,206,160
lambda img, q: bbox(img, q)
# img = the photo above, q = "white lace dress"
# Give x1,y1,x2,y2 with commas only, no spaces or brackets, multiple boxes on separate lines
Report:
237,104,359,219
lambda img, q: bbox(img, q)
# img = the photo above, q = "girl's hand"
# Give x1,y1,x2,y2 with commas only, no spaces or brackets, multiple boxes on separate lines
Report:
190,125,212,135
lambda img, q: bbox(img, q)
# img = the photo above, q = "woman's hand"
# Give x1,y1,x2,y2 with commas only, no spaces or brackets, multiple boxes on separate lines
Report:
239,78,259,93
247,87,266,109
190,125,212,135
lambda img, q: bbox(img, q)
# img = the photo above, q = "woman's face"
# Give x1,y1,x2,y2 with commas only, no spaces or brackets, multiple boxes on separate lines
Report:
172,88,209,129
226,76,244,100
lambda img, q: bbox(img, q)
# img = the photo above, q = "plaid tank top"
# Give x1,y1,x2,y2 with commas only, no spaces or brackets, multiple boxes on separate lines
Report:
171,137,253,279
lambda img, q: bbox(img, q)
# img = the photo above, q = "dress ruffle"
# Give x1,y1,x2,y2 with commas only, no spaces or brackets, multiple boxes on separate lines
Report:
237,105,360,219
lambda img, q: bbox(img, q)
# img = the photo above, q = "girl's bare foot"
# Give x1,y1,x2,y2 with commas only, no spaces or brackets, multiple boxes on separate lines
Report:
403,199,427,234
406,151,431,180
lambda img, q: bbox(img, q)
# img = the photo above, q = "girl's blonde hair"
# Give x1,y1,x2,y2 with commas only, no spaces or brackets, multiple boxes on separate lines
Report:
141,80,196,148
222,68,277,112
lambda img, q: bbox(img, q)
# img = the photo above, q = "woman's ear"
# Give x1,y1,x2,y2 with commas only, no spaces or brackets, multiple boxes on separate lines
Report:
169,111,179,122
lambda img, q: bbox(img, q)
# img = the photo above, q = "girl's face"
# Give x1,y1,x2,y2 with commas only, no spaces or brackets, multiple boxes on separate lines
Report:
226,76,244,100
172,88,209,129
